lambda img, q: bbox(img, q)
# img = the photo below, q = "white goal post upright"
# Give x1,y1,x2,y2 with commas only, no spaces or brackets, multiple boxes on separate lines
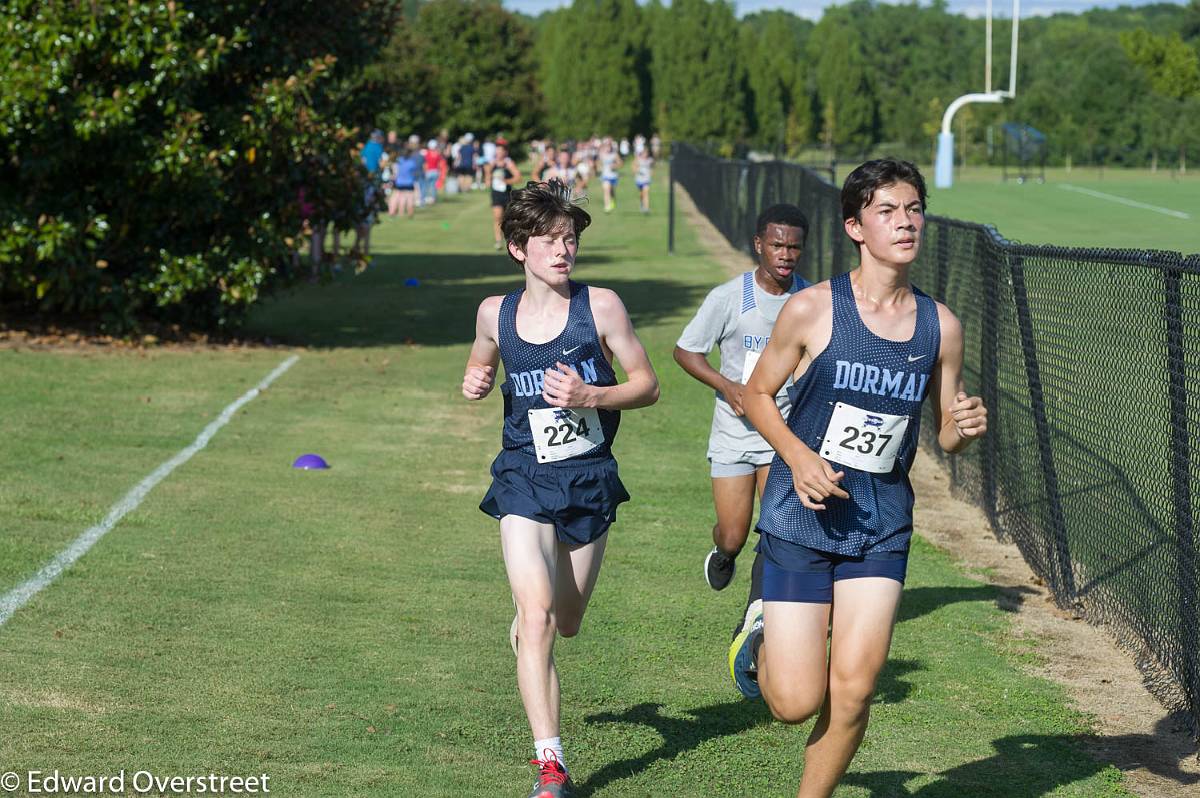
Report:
934,0,1020,188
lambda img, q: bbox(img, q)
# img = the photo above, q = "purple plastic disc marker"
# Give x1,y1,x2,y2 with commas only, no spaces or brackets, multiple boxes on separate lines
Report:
292,453,330,470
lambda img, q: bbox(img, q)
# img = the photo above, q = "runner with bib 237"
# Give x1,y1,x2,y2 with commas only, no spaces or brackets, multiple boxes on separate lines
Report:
728,158,987,798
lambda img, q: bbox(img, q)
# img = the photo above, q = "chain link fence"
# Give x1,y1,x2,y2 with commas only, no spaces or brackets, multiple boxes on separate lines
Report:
670,141,1200,737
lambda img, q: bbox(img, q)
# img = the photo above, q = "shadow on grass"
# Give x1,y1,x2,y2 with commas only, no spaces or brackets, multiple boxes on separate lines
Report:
844,719,1200,796
876,658,923,704
897,584,1038,625
577,700,772,796
245,252,703,348
579,704,1197,797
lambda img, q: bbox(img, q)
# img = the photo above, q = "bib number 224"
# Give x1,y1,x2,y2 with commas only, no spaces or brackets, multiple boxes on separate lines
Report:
529,407,605,463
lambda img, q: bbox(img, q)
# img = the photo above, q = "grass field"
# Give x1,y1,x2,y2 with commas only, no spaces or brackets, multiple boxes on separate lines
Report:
0,171,1137,796
930,167,1200,252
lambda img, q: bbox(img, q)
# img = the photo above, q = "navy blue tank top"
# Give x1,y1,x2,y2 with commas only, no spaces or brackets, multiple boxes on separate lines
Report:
491,161,512,196
497,282,620,462
758,272,942,555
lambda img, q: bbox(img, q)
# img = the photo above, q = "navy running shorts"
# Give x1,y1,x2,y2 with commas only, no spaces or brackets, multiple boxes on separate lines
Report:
480,449,629,546
756,532,909,603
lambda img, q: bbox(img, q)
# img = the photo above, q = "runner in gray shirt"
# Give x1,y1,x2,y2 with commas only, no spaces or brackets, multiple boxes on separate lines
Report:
675,204,811,591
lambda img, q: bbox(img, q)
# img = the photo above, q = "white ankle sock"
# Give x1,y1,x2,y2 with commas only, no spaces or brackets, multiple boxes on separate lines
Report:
534,736,566,772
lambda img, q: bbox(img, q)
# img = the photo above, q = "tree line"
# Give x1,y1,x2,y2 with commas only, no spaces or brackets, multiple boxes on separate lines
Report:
3,0,1196,332
391,0,1199,170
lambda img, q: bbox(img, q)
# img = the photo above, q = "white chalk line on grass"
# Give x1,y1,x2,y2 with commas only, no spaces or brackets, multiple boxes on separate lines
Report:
1059,183,1190,220
0,354,300,628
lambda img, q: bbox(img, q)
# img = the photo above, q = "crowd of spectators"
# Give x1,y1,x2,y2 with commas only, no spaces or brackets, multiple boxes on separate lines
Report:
298,129,664,276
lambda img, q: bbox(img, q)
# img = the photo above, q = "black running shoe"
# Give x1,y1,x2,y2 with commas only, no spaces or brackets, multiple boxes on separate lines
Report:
704,546,736,591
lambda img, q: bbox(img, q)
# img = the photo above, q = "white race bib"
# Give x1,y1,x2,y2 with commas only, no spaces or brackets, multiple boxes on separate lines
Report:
741,350,762,384
529,407,604,463
819,402,909,473
492,170,507,192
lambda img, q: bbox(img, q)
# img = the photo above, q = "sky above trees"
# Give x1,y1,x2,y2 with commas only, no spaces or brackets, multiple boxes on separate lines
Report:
506,0,1188,20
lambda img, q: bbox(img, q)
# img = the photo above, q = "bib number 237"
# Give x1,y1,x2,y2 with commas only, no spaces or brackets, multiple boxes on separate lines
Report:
529,407,605,463
819,402,909,474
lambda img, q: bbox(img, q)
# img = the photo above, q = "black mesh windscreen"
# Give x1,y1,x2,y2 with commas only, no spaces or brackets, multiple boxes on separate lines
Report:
671,142,1200,736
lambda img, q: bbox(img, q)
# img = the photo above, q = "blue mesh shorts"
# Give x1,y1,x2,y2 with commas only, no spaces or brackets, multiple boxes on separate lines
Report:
480,449,630,546
757,532,909,603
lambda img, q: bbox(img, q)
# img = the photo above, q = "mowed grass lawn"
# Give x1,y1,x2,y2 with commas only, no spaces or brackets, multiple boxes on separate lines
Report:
0,169,1134,797
933,167,1200,252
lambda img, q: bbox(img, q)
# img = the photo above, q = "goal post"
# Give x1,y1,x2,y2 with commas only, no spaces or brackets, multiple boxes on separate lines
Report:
934,0,1021,188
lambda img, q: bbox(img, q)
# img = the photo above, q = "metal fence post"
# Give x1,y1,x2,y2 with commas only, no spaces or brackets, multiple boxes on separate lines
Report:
832,220,845,278
668,151,675,255
979,232,1002,531
935,224,950,301
1009,252,1076,604
933,223,957,480
1164,258,1198,735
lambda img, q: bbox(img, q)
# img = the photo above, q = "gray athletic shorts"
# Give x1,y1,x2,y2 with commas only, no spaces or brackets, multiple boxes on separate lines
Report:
709,450,774,478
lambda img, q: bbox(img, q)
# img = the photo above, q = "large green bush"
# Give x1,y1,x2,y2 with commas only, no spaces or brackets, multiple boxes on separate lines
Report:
0,0,398,331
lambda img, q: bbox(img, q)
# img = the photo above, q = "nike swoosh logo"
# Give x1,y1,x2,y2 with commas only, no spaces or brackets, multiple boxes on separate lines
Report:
562,345,581,356
907,354,926,362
